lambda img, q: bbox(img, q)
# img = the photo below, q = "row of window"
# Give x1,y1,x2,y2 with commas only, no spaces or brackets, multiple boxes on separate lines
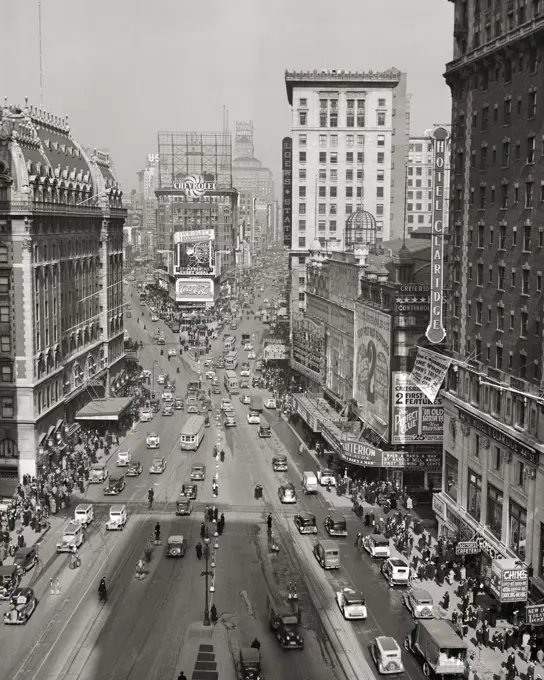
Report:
299,168,366,182
407,178,433,189
298,218,384,233
455,292,537,336
407,190,432,201
465,135,541,176
409,142,433,153
407,166,434,177
298,99,387,129
456,180,544,211
452,223,544,251
298,202,385,216
406,203,432,213
406,214,431,225
298,186,372,199
299,134,366,148
298,151,385,165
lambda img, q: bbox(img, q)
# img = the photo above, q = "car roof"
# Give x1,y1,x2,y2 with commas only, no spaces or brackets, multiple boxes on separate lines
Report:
371,534,389,545
191,463,205,469
14,547,34,555
240,648,260,662
12,586,34,597
329,513,346,522
91,463,106,469
344,591,365,604
389,557,409,567
411,588,433,602
168,535,184,543
376,636,400,652
298,511,316,520
0,565,17,575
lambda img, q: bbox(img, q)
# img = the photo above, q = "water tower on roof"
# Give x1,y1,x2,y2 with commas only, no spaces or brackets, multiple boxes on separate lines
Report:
345,208,377,250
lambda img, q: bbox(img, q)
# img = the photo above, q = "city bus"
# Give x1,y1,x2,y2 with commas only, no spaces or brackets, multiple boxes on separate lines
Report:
224,370,239,394
180,415,206,451
225,351,239,370
223,335,236,352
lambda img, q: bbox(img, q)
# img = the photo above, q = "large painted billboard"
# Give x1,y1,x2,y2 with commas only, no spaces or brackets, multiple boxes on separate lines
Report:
392,372,444,444
173,229,215,277
325,328,353,404
354,304,391,437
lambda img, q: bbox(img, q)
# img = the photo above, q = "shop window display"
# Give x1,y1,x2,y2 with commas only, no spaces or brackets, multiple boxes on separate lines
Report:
486,485,503,540
467,469,482,522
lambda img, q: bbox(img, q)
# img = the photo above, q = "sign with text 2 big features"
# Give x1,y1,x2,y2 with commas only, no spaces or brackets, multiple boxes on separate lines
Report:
426,126,450,344
392,372,444,444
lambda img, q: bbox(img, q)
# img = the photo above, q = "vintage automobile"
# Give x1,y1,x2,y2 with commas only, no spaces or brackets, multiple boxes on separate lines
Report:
212,385,221,395
205,370,215,380
4,587,38,625
139,407,152,422
190,463,206,481
216,359,225,369
278,483,297,504
372,636,405,675
248,351,256,359
239,394,251,405
382,557,411,587
403,588,436,619
221,399,233,412
126,461,143,477
363,534,391,558
324,514,348,537
89,463,108,483
162,403,174,416
175,498,193,516
0,566,20,600
239,647,261,680
166,535,186,558
150,457,166,474
336,587,368,620
146,432,160,449
187,402,199,414
224,413,237,427
168,348,177,357
162,390,174,402
240,365,251,377
151,314,159,322
272,455,288,471
294,511,317,535
243,343,253,351
265,398,277,409
141,369,152,379
259,424,271,438
13,547,38,575
157,374,167,384
174,397,184,410
74,504,94,527
180,483,198,500
247,411,260,425
150,399,161,414
317,469,336,487
106,504,128,531
56,521,85,553
117,450,131,467
404,619,468,678
103,475,126,496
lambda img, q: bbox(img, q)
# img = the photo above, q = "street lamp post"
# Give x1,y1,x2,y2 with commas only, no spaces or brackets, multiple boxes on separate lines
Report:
201,527,213,626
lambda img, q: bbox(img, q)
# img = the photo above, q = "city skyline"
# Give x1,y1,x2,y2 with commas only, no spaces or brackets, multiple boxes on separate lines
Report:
2,0,453,191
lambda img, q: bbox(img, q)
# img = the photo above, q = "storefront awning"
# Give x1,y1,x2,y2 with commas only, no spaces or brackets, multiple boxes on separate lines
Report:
38,432,47,446
75,397,133,422
46,425,55,440
53,419,64,434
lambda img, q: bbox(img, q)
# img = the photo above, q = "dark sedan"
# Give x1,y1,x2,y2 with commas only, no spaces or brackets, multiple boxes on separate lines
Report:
13,547,38,574
179,484,198,500
126,461,143,477
103,475,126,495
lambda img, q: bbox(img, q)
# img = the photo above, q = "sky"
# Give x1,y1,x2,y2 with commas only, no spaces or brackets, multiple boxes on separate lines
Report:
1,0,454,192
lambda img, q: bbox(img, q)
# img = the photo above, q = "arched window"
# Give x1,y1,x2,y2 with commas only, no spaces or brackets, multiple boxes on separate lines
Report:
0,439,19,458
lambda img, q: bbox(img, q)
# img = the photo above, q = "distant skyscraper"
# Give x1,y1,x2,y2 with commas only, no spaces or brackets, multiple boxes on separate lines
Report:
232,120,275,257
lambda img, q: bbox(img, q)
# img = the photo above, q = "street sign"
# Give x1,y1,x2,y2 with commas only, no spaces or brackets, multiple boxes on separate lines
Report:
455,541,480,555
526,604,544,626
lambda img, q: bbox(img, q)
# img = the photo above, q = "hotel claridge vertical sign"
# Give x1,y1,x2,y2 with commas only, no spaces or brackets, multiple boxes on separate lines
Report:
426,126,450,344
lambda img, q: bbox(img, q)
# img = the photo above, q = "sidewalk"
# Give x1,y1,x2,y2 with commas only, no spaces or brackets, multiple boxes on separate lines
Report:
383,537,534,680
172,621,236,680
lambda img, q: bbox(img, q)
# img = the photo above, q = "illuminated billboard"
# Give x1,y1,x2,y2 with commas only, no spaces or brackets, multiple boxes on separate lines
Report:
173,229,215,277
175,278,214,304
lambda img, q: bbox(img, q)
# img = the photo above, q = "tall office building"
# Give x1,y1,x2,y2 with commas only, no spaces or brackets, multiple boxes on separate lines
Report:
0,101,126,481
284,68,409,313
405,131,451,234
434,0,544,601
137,159,158,259
232,120,275,257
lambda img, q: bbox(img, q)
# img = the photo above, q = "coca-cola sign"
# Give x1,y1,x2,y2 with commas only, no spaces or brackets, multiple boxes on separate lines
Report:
175,277,214,303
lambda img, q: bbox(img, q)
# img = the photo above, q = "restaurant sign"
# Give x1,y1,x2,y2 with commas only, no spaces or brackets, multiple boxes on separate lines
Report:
455,541,480,555
490,559,529,603
458,408,538,465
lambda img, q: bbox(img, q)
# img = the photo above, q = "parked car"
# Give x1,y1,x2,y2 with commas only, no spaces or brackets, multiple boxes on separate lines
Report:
239,394,251,405
4,587,38,625
336,587,367,620
317,469,336,487
139,408,152,422
403,589,436,619
13,547,38,575
265,398,277,409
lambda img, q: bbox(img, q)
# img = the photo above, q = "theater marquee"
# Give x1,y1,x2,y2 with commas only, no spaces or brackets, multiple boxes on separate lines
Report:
426,126,449,344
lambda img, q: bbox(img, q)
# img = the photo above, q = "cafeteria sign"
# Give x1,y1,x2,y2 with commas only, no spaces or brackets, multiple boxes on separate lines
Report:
455,541,480,555
489,558,529,603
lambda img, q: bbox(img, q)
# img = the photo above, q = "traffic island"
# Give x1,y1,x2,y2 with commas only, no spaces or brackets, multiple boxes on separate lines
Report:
173,622,236,680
